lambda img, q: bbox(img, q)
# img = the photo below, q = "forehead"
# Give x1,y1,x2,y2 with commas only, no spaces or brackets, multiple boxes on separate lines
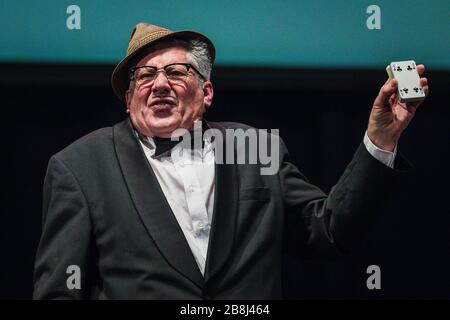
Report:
135,45,189,67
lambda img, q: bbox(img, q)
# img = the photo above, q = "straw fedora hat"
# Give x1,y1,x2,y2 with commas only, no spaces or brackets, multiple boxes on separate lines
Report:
111,22,216,101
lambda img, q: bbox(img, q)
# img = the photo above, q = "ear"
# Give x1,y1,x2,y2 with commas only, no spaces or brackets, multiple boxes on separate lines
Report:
125,89,132,113
202,81,214,109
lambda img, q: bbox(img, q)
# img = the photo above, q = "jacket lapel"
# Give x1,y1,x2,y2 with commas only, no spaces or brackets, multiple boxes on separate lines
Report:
204,121,239,285
113,119,204,288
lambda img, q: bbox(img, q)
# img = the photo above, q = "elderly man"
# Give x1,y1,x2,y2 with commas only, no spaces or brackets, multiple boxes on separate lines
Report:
33,23,428,299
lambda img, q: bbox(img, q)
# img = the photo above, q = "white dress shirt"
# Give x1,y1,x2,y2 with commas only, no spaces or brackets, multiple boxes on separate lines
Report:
139,134,215,276
138,128,396,275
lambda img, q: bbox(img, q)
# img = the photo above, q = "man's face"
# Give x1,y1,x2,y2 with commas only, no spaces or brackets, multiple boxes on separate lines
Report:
125,46,213,138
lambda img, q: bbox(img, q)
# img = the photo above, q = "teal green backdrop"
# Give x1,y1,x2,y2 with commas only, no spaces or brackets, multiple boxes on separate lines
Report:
1,0,449,69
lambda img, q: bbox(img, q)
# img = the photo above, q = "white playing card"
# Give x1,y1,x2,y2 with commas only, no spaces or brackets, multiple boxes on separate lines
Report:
386,60,425,103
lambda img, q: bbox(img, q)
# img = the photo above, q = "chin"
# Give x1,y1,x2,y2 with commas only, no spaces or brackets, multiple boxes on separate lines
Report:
148,118,181,136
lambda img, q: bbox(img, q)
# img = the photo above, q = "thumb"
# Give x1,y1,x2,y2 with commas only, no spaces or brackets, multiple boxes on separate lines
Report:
373,79,397,107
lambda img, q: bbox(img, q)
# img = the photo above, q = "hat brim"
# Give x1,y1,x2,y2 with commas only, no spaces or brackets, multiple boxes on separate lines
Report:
111,30,216,101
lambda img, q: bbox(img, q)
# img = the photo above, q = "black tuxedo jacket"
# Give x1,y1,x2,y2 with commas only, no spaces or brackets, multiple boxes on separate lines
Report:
33,119,407,299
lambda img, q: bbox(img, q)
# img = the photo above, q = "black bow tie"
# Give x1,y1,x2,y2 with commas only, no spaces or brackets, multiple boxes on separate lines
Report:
152,136,183,157
149,122,209,157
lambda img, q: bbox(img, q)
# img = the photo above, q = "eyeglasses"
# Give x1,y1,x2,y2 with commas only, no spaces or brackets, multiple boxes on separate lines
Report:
129,63,205,86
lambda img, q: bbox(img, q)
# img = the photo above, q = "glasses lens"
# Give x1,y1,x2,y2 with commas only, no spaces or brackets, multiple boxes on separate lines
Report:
132,65,190,85
165,64,189,82
135,67,157,82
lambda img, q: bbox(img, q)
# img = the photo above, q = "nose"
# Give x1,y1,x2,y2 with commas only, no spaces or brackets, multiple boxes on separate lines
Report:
151,71,171,95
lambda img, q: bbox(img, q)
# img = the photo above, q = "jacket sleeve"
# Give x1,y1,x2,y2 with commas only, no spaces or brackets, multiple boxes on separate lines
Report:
280,140,408,258
33,156,95,299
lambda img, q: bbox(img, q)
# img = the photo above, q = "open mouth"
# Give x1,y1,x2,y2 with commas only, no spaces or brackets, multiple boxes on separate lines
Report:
150,103,175,112
149,98,177,112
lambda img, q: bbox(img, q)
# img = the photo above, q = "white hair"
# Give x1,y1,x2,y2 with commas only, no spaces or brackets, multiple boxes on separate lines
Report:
185,39,212,80
155,38,213,81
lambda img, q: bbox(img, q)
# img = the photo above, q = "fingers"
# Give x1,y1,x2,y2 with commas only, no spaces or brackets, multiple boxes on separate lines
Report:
374,78,398,107
405,77,429,110
416,64,425,76
375,64,428,112
416,64,427,98
420,77,429,96
416,63,428,97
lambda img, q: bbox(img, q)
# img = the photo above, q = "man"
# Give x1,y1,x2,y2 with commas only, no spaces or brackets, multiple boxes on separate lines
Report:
33,23,428,299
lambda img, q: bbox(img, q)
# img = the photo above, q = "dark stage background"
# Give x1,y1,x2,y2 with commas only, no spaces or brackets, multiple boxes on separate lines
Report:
1,65,449,299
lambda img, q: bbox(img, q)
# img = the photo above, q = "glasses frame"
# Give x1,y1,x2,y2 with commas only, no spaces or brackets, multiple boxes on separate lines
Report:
129,63,205,86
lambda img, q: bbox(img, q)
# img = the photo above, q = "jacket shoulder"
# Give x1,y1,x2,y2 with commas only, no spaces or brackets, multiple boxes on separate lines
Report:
52,119,128,164
56,127,112,157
